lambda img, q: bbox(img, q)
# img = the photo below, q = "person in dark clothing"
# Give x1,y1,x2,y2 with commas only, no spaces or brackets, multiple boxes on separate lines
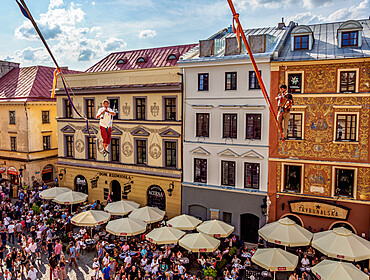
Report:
49,252,58,280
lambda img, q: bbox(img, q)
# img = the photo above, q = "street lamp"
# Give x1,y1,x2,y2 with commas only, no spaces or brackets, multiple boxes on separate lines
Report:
261,197,268,216
58,168,66,180
167,182,175,197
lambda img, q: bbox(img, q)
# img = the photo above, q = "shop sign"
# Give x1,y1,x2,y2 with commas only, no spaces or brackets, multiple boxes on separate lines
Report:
147,185,165,211
98,172,132,180
289,200,350,220
7,166,18,175
0,167,6,174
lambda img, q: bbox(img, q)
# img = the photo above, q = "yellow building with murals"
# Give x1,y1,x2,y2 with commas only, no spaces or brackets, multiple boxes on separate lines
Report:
55,45,196,218
0,62,78,186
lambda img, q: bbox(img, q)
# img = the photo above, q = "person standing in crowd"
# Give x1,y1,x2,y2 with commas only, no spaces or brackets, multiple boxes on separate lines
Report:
69,242,78,268
58,255,67,280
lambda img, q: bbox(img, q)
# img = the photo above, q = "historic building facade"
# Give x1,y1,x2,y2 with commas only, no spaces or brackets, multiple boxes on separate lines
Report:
56,45,196,218
0,62,78,186
268,20,370,238
179,25,290,242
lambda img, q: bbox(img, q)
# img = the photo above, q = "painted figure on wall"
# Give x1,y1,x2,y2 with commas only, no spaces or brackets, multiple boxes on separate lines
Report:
276,84,293,139
96,99,116,153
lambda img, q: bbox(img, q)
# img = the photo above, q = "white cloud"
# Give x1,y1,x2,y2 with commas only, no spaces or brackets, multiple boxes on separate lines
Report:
137,29,157,39
302,0,333,9
287,12,324,24
12,0,127,68
234,0,331,9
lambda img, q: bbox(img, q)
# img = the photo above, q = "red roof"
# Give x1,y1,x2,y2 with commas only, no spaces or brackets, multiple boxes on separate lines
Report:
86,44,197,73
0,66,80,101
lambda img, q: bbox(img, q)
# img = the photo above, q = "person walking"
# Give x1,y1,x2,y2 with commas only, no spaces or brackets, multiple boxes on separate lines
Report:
58,255,67,280
49,252,58,280
68,242,78,268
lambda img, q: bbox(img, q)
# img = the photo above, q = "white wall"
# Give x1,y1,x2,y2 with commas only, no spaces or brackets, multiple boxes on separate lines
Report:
182,59,271,192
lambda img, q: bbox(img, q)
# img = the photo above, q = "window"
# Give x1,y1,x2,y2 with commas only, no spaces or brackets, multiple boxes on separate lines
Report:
340,71,356,93
341,31,358,47
137,57,145,63
223,212,232,225
43,136,51,150
167,54,177,60
336,114,357,141
284,165,302,192
109,98,119,120
64,99,72,118
334,168,355,197
117,58,126,64
85,99,95,119
196,113,209,137
135,98,146,120
164,98,176,120
198,73,209,91
245,163,260,189
9,111,15,124
104,188,109,200
87,137,96,159
194,158,207,183
42,111,50,124
136,139,147,164
221,161,235,186
288,73,302,93
246,114,261,140
225,72,237,90
65,135,73,157
287,113,303,140
223,114,237,138
249,71,261,89
165,141,177,167
294,35,309,50
10,137,16,151
111,138,119,162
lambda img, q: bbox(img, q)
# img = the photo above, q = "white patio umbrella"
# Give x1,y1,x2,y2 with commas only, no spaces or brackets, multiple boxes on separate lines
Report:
251,248,298,280
104,200,140,216
71,210,111,227
53,191,88,205
196,219,234,238
106,218,147,236
129,206,165,224
167,214,202,230
312,227,370,261
258,217,313,247
39,187,71,200
179,232,220,253
311,259,369,280
146,227,185,245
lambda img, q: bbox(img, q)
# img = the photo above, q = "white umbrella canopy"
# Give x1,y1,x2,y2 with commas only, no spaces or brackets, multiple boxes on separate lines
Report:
167,214,202,230
312,227,370,261
311,259,369,280
104,200,140,216
129,206,165,224
251,248,298,272
196,219,234,238
146,227,185,245
106,218,147,236
258,217,313,247
71,210,111,227
39,187,71,200
179,232,220,253
53,191,88,205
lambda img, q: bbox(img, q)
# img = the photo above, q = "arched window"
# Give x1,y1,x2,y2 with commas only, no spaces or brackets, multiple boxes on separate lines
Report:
116,58,127,65
137,57,146,63
75,175,88,195
291,25,314,51
167,54,177,60
337,20,363,48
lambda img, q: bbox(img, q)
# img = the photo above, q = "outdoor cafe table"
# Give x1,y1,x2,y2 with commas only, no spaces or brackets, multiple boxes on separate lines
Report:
119,251,138,259
85,239,96,252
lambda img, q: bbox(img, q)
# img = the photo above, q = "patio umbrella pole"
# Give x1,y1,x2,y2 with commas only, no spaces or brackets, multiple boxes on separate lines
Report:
274,271,276,280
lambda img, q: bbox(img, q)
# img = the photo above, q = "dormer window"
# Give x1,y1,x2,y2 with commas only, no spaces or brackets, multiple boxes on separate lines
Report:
337,20,362,48
294,35,309,50
167,54,177,60
116,58,126,65
137,57,146,63
290,25,313,51
341,31,358,47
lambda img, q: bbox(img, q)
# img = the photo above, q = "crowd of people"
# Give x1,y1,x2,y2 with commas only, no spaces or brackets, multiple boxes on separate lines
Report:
0,180,368,280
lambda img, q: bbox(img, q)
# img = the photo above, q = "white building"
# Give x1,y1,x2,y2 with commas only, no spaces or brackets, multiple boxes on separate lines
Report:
179,25,290,242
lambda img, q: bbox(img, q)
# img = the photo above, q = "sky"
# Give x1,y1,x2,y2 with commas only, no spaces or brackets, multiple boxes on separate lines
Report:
0,0,368,71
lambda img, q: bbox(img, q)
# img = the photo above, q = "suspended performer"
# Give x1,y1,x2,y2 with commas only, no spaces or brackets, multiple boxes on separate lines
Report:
276,84,293,140
96,99,116,153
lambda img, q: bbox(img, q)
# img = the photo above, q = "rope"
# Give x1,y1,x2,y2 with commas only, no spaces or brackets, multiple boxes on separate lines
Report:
226,0,285,141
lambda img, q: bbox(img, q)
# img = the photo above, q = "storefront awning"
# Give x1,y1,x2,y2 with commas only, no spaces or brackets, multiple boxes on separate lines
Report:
7,167,18,176
0,167,5,174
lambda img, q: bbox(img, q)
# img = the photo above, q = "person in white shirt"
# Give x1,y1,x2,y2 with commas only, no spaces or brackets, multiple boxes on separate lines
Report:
96,99,116,153
124,254,132,267
27,265,38,280
300,255,311,272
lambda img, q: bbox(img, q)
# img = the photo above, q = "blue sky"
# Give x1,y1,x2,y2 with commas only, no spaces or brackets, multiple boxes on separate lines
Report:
1,0,368,70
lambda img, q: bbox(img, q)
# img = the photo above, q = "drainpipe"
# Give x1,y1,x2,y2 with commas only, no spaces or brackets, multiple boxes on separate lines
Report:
24,101,29,186
178,70,185,214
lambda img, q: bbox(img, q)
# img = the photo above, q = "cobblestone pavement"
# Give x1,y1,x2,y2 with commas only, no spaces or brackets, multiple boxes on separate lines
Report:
0,243,96,280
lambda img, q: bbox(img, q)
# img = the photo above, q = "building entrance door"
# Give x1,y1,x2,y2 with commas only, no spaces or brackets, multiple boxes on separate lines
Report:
111,180,121,202
240,213,260,244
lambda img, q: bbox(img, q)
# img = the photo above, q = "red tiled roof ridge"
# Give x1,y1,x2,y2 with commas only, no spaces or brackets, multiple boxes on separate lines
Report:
109,43,198,55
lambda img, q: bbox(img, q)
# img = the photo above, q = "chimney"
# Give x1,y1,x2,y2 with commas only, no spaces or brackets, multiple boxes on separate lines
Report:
278,17,286,30
0,61,20,79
